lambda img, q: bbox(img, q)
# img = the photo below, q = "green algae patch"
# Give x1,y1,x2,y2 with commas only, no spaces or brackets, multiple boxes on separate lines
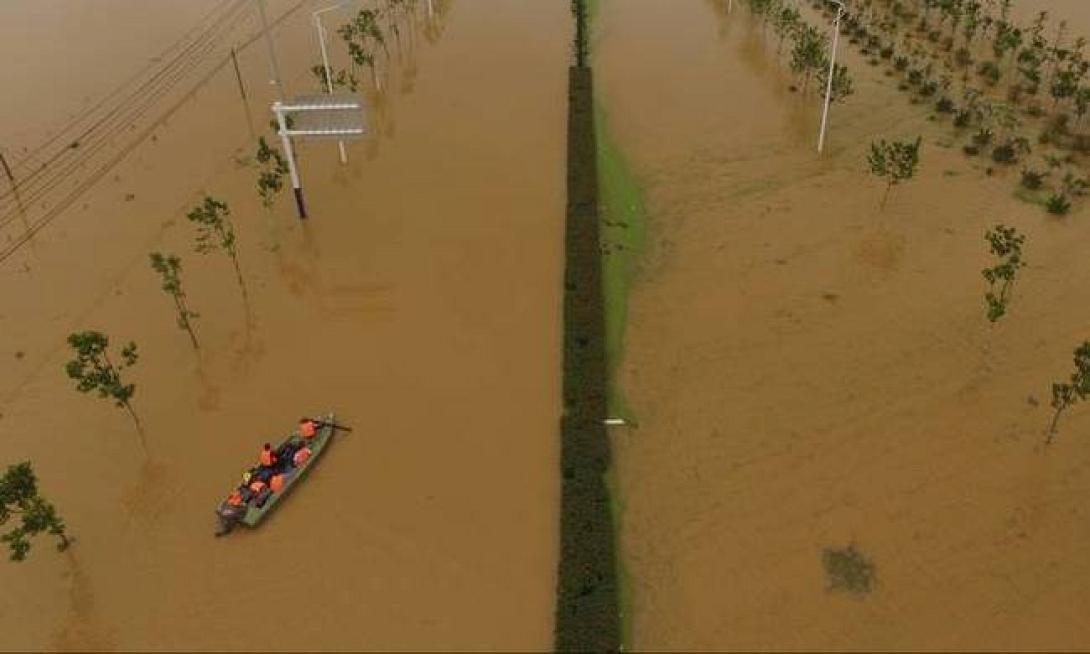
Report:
595,106,647,422
605,466,634,650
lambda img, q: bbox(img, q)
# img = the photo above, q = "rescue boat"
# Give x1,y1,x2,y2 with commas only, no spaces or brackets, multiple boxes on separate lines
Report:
215,412,337,536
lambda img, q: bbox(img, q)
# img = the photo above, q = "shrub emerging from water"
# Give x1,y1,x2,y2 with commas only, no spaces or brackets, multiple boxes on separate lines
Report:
1047,341,1090,443
978,60,1001,85
822,545,875,595
149,252,199,350
1047,193,1072,215
1020,168,1046,189
65,331,142,440
187,196,245,298
982,224,1026,323
868,136,922,208
1,462,70,562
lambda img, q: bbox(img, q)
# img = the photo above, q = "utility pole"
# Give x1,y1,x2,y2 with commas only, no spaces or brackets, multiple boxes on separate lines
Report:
817,0,845,153
0,150,14,187
255,0,285,99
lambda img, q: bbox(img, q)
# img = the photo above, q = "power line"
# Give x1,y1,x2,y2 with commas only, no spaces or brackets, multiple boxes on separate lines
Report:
0,0,251,226
0,0,312,264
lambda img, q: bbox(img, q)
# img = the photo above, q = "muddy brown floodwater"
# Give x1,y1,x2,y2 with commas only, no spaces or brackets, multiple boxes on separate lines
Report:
597,0,1090,650
0,0,568,650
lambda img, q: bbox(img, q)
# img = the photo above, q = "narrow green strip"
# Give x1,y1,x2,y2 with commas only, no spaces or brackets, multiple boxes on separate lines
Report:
596,105,647,423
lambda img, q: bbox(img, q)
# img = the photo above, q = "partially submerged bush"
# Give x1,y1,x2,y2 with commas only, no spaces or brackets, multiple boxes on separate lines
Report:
1047,193,1072,215
978,60,1001,85
822,545,876,595
1021,168,1046,189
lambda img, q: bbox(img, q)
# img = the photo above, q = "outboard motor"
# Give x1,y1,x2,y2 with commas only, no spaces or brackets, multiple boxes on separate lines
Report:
215,502,247,537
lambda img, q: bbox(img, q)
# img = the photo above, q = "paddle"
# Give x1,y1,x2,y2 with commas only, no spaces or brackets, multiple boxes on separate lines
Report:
305,417,353,433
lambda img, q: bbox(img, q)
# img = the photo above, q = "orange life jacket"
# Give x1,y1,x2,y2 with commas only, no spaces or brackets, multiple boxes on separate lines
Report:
260,448,276,467
293,447,312,466
300,420,317,440
270,474,285,493
249,480,267,494
227,490,243,507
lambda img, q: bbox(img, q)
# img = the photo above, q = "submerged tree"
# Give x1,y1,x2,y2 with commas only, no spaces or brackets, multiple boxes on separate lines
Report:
149,252,199,350
255,137,290,209
65,331,141,433
773,5,802,53
791,25,826,93
818,63,854,103
1047,341,1090,443
981,224,1026,322
868,137,922,208
310,64,356,93
1,462,70,562
187,196,245,297
339,8,388,91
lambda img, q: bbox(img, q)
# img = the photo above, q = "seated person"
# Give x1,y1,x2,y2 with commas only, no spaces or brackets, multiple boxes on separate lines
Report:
259,442,277,468
298,418,320,442
293,445,313,467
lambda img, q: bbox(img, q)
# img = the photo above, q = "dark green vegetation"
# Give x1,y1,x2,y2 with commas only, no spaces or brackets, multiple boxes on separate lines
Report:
149,252,200,350
0,462,69,562
981,224,1025,323
64,331,141,436
868,136,922,207
554,1,620,651
822,544,876,595
1047,342,1090,444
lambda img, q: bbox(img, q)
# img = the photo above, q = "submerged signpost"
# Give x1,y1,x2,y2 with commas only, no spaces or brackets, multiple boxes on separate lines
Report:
271,95,367,219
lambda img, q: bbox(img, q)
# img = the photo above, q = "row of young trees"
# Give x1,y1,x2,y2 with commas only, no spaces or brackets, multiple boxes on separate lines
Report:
30,156,274,561
744,0,856,102
826,0,1090,214
311,0,448,95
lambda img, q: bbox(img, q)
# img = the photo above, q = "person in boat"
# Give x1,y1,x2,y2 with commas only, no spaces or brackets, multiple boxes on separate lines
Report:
298,418,320,442
259,442,277,468
248,476,274,507
293,444,312,467
275,439,299,464
226,489,244,508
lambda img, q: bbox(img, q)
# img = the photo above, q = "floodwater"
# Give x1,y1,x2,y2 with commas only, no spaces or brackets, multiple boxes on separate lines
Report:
596,0,1090,649
0,0,568,650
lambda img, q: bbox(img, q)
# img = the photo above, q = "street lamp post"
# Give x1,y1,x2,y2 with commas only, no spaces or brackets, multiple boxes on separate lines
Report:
314,2,352,164
817,0,845,154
